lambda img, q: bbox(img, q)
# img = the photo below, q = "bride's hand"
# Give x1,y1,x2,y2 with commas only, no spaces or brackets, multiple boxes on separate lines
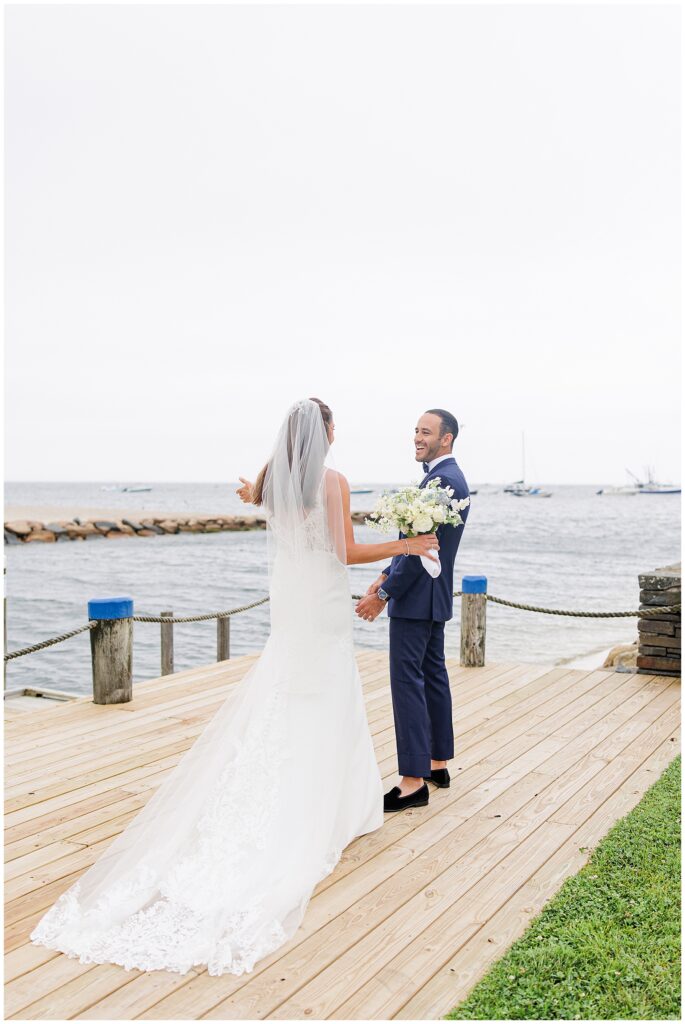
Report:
236,477,254,504
366,574,388,596
406,533,440,561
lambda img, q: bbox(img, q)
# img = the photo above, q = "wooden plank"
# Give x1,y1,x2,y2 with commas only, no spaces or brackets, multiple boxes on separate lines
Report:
99,703,681,1019
317,669,604,898
9,699,557,927
549,701,681,825
372,666,612,767
7,963,151,1020
5,659,679,1022
6,909,49,954
2,663,561,1015
3,659,548,851
5,837,113,904
134,675,679,1020
5,729,205,810
395,727,681,1020
3,657,393,774
5,790,149,854
13,663,602,897
121,663,643,1024
334,708,681,1019
5,742,198,830
203,681,679,1019
248,822,578,1021
4,942,58,984
5,840,87,881
4,664,236,738
4,952,110,1019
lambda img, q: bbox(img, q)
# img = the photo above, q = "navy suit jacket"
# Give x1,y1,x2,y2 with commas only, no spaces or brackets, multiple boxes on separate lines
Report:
380,457,470,622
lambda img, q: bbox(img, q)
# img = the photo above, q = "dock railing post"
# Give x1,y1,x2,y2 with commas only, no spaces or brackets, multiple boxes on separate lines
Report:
217,615,230,662
460,575,487,667
161,610,174,676
88,597,134,704
637,563,681,675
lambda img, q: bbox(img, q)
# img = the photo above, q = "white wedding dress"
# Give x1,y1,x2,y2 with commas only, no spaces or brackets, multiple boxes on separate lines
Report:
30,401,384,976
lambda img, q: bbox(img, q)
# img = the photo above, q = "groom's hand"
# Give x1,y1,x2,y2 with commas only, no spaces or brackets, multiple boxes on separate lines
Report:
355,594,386,622
366,574,388,597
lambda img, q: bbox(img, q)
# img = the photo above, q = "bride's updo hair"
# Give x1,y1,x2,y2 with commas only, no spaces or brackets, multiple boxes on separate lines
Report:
308,397,333,436
251,398,333,508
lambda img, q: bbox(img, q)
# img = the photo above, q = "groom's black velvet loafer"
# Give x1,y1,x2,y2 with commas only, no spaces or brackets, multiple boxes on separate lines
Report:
383,783,429,812
423,768,451,788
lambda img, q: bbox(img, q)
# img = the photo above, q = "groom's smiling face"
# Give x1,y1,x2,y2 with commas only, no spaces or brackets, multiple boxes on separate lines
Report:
414,413,451,464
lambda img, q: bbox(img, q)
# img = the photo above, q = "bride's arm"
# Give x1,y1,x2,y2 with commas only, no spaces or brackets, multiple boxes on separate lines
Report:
330,472,439,566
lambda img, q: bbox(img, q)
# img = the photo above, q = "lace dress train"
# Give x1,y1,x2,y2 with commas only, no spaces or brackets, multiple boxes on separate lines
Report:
30,553,384,975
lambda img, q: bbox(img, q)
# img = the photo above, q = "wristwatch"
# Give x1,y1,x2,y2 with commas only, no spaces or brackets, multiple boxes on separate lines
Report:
377,587,389,602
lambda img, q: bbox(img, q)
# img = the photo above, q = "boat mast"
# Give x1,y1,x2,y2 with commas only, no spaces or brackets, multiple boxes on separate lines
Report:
521,431,526,485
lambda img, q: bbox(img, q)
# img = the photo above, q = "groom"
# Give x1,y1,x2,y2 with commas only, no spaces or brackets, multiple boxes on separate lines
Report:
355,409,470,812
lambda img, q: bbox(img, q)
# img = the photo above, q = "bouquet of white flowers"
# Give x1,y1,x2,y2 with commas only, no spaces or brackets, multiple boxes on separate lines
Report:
365,478,470,578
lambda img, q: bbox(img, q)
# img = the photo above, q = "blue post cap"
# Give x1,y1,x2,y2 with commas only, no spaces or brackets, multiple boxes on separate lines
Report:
88,597,134,620
462,575,487,594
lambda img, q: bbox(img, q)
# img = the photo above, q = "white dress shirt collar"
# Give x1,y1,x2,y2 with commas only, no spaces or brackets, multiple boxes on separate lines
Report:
426,453,453,472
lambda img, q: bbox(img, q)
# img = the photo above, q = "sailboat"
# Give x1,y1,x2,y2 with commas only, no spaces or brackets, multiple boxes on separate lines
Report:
505,434,552,497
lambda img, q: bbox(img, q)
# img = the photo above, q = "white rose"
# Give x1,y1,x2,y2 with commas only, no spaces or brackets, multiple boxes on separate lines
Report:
412,513,434,533
432,505,446,523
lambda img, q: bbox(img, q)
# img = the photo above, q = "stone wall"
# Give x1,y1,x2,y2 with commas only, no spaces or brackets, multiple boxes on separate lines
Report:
637,562,681,676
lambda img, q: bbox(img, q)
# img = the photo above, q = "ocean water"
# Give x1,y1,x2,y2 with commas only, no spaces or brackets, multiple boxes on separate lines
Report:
3,481,681,696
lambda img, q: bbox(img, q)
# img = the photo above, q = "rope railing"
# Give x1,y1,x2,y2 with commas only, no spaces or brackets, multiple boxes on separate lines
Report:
4,592,680,662
131,596,270,624
4,622,98,661
481,595,681,619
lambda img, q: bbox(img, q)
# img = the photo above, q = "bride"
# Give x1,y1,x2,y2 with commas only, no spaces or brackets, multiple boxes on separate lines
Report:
30,398,439,977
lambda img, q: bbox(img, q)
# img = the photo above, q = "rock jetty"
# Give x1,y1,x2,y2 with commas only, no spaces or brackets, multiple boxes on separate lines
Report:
4,511,370,544
4,514,267,544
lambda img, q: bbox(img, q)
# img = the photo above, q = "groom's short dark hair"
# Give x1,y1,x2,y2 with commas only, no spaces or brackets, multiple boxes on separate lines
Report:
426,409,459,446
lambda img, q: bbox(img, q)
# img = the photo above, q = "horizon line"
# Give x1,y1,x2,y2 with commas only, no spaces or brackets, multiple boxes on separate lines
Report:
4,479,683,489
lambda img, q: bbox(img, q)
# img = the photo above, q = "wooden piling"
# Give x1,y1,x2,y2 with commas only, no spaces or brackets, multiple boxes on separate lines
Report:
88,597,134,704
460,575,487,667
217,615,230,662
3,562,6,690
161,610,174,676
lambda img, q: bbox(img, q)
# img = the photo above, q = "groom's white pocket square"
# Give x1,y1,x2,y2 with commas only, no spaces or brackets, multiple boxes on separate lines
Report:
421,549,441,579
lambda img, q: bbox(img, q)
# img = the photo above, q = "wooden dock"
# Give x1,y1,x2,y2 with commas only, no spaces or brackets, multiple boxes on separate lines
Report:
4,652,680,1020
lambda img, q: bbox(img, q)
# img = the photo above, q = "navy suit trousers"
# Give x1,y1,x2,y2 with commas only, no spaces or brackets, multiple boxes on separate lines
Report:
388,617,454,778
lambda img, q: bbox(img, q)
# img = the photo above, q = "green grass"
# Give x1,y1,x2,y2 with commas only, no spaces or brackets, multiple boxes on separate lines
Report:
448,755,681,1020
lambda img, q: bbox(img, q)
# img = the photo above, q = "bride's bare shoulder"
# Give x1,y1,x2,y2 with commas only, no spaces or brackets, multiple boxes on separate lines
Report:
324,469,350,494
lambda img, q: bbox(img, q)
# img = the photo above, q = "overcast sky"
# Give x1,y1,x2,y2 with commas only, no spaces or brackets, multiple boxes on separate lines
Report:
4,3,680,485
